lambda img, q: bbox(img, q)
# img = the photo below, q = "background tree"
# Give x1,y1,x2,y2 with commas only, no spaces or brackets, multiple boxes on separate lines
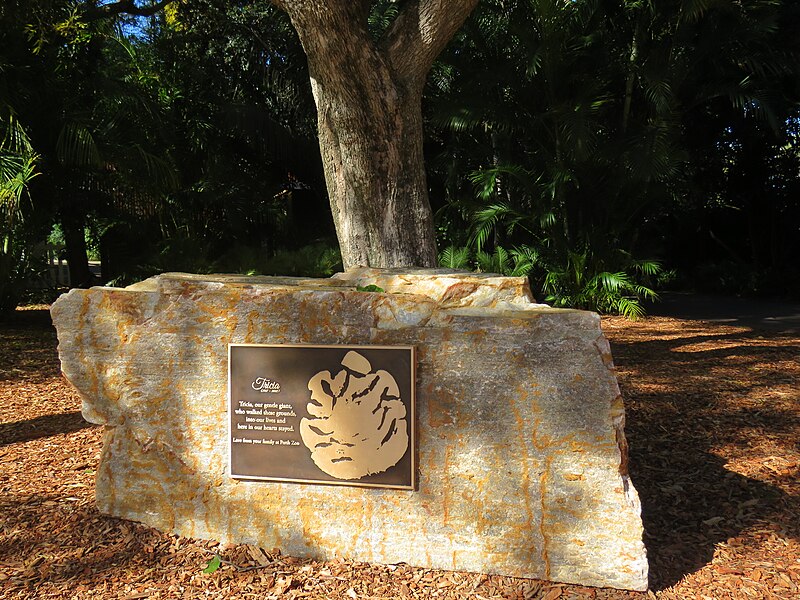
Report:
129,0,327,279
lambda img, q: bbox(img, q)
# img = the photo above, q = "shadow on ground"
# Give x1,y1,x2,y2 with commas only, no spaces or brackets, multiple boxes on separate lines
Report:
0,411,92,446
611,324,800,590
0,307,55,329
646,292,800,332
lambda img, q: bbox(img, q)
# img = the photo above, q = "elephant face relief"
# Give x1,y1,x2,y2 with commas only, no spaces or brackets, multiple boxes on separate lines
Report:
299,350,409,480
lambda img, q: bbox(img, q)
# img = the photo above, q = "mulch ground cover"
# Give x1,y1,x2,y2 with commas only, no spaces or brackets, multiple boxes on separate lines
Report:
0,305,798,599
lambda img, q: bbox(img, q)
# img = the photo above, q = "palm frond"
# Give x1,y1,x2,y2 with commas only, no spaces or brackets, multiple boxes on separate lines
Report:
56,122,103,168
437,107,488,133
0,112,34,156
679,0,719,24
369,0,400,39
0,112,38,231
132,144,180,191
594,271,631,292
475,246,512,274
469,202,514,251
438,245,472,269
0,153,38,230
508,245,539,277
632,258,662,276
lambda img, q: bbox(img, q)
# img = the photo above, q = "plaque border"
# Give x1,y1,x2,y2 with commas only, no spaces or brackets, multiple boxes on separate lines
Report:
228,343,416,491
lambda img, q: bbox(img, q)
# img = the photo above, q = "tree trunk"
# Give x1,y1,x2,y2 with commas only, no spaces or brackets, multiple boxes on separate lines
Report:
275,0,478,269
62,209,95,288
311,59,436,269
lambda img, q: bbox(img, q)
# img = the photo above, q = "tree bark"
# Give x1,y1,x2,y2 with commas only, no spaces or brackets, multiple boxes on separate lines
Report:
274,0,478,269
61,208,95,288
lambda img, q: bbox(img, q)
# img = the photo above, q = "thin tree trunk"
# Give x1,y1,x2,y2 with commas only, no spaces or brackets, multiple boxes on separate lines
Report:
622,18,641,134
62,209,94,288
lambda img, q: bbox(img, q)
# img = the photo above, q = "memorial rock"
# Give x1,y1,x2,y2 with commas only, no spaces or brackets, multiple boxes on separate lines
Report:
51,268,648,591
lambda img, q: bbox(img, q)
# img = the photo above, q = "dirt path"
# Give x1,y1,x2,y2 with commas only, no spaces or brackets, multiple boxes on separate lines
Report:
1,306,798,599
646,292,800,332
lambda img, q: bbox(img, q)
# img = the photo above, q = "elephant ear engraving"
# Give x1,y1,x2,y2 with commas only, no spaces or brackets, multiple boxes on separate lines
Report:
299,352,409,480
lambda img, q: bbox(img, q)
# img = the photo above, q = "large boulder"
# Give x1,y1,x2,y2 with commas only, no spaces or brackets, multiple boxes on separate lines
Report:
51,269,648,591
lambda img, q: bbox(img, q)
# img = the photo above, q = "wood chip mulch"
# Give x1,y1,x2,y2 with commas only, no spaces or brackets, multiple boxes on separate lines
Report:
1,306,798,599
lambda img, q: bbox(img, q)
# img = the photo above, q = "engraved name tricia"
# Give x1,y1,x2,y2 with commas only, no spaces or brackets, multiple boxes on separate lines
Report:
252,377,281,393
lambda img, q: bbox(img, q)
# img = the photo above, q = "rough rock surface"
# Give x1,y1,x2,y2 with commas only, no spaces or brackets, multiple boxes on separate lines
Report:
50,269,648,591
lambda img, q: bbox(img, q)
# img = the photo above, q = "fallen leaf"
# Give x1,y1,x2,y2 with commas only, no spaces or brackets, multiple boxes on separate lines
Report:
542,586,563,600
202,555,221,574
274,576,294,595
246,545,272,566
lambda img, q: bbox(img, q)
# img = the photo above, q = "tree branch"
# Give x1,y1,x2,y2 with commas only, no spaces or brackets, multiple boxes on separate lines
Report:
85,0,176,20
271,0,370,18
274,1,377,82
383,0,479,89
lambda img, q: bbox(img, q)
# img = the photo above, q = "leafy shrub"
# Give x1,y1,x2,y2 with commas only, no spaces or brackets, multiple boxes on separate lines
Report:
439,244,537,277
0,115,39,316
539,248,660,319
107,240,343,287
255,243,342,278
439,243,660,319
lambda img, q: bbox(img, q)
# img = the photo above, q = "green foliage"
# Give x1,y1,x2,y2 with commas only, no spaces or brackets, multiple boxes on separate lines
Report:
1,0,326,295
439,243,660,318
1,0,798,301
368,1,400,39
0,114,38,229
429,0,800,301
0,111,39,314
256,244,342,278
106,240,343,288
356,284,385,293
475,245,539,278
438,245,471,270
539,249,660,320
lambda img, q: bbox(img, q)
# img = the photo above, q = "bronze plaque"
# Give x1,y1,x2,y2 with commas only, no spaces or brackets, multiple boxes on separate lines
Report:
228,344,415,490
